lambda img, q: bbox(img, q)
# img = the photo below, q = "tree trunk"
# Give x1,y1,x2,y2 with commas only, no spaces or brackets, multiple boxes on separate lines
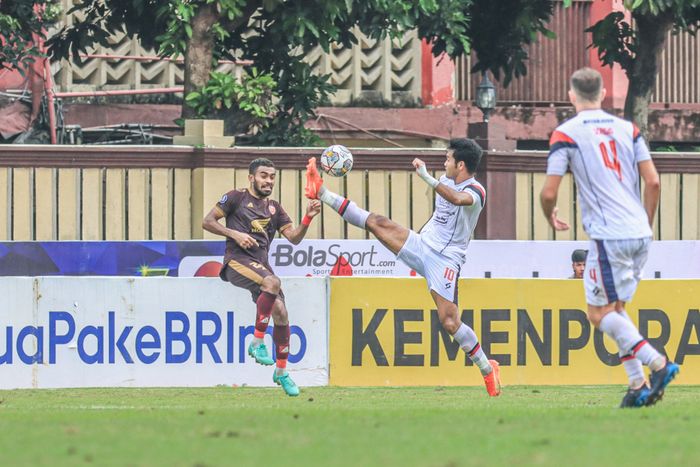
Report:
182,3,219,119
624,11,674,138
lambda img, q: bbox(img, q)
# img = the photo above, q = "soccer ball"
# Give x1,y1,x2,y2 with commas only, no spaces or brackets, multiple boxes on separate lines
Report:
320,145,353,177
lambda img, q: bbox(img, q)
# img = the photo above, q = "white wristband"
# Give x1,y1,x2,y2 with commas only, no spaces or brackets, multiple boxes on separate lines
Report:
417,165,439,188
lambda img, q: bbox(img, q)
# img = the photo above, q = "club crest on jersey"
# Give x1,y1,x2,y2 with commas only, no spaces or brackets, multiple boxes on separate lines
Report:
219,194,228,204
251,218,271,233
269,205,276,215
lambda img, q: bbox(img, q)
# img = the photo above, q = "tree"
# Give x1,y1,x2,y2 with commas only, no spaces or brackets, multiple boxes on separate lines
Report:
47,0,557,145
0,1,58,72
586,0,700,136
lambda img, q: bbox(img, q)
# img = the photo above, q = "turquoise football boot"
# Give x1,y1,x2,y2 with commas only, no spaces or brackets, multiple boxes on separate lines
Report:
273,371,300,397
247,342,274,366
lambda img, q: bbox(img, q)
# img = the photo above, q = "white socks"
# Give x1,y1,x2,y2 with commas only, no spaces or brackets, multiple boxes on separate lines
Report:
618,310,645,388
599,311,665,374
452,323,492,376
319,187,370,229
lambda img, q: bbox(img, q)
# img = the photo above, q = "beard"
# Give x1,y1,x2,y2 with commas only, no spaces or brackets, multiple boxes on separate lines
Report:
252,182,272,198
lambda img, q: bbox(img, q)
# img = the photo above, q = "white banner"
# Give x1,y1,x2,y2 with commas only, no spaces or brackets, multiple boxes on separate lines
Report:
0,277,328,389
178,240,700,279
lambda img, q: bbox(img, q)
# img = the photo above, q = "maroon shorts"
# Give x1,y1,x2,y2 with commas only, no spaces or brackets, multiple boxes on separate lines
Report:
220,256,285,303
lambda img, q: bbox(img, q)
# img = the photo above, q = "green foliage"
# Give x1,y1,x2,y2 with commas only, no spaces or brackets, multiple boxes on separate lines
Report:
586,12,636,73
467,0,556,86
185,68,279,132
0,1,60,72
48,0,559,145
588,1,700,74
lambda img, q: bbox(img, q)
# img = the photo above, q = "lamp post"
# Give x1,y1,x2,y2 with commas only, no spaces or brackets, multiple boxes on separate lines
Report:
475,71,496,122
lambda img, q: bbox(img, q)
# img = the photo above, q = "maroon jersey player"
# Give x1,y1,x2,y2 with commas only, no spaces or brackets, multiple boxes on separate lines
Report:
202,158,321,396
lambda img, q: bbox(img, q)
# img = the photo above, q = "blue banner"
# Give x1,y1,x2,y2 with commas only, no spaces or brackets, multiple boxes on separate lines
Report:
0,241,224,277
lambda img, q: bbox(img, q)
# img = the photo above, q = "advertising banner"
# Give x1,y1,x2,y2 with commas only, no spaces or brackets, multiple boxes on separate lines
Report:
328,278,700,386
1,240,698,279
0,277,328,389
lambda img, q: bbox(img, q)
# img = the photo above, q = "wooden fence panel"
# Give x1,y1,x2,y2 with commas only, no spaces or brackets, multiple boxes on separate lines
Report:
151,168,172,239
173,169,191,240
127,168,149,240
659,173,681,240
34,168,57,241
57,169,80,240
682,174,700,239
105,169,126,240
389,171,410,228
0,169,9,240
81,168,103,240
13,168,33,240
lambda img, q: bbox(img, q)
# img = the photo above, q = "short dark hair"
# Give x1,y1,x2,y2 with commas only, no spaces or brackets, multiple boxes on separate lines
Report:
571,249,588,263
448,138,483,173
249,158,275,175
570,67,602,102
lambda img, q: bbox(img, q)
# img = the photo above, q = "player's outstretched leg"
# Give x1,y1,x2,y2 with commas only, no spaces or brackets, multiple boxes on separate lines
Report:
305,157,370,229
272,324,299,397
247,290,277,366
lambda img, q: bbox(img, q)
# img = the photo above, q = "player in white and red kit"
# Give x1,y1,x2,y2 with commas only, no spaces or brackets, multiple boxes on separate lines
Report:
305,138,501,396
540,67,680,408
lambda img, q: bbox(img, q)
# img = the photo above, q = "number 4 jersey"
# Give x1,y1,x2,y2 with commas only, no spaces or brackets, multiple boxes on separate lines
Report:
546,109,653,240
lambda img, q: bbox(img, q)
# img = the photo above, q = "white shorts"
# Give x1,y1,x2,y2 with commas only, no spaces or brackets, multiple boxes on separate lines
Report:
584,237,651,306
397,231,460,303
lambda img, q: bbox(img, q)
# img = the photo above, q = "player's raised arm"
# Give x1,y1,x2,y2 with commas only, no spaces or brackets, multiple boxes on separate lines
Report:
413,158,475,206
280,200,321,245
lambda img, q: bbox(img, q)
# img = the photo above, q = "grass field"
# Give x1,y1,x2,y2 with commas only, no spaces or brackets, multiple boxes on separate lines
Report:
0,385,697,467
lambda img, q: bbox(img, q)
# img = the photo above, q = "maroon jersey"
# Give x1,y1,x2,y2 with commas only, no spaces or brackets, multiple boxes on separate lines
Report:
214,188,292,264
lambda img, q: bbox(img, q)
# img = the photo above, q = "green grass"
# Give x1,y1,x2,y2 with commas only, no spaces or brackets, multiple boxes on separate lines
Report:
0,385,697,467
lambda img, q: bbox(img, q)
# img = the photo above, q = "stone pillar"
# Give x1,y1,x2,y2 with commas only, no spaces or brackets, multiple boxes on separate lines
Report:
421,40,455,107
588,0,630,109
468,123,517,239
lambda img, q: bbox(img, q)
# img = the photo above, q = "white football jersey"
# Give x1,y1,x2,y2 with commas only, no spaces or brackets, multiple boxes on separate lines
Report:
547,109,653,240
420,175,485,265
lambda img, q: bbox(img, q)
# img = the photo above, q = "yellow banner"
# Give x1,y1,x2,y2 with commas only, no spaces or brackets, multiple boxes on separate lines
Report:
329,278,700,386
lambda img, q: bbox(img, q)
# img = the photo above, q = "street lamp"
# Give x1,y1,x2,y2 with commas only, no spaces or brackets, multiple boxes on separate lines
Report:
475,71,496,123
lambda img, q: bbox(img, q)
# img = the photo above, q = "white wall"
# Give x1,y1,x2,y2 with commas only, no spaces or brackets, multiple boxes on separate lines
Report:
0,277,328,389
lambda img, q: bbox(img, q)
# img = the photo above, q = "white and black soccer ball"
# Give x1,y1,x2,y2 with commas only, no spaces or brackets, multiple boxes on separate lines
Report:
320,144,353,177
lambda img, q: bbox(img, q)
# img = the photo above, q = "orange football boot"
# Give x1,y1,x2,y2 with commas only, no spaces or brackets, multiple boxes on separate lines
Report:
305,157,324,200
483,359,501,397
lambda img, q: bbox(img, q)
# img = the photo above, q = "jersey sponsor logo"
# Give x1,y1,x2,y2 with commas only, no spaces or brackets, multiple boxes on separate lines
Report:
269,205,276,215
251,218,271,233
219,194,228,204
595,127,613,136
